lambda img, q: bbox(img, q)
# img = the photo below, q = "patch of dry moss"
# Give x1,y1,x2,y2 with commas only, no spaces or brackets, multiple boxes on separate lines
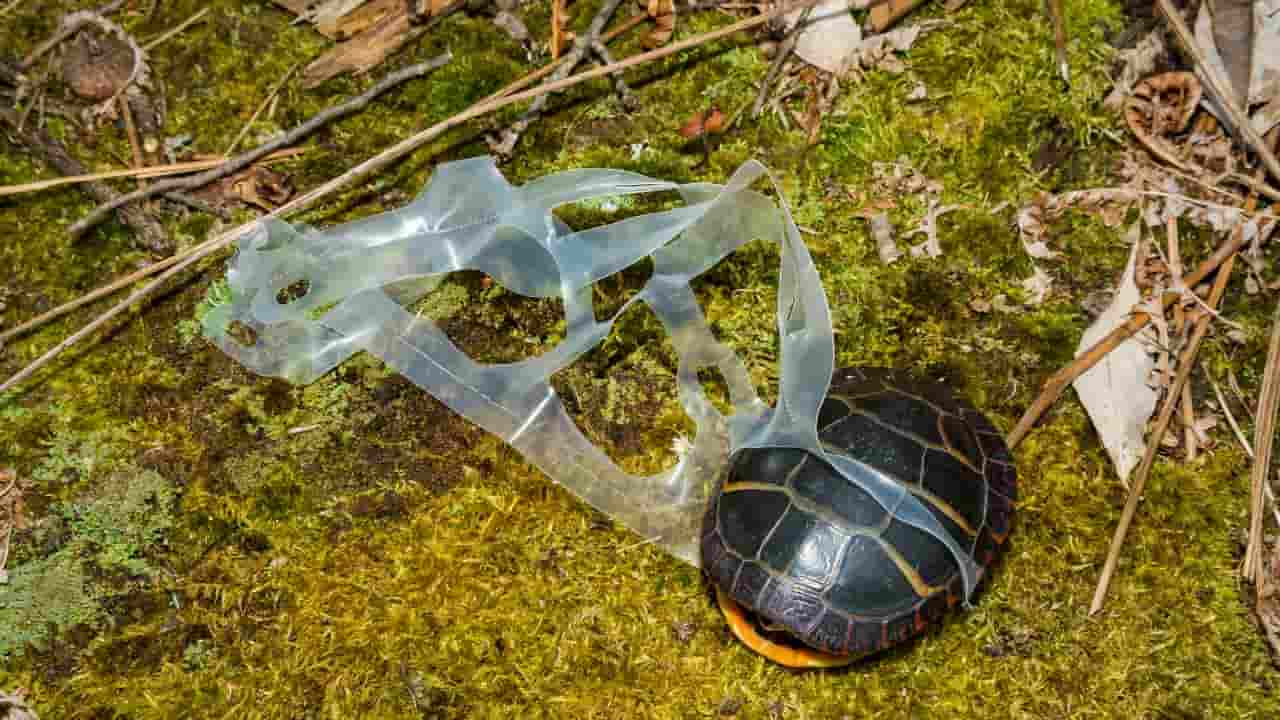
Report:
1,0,1278,717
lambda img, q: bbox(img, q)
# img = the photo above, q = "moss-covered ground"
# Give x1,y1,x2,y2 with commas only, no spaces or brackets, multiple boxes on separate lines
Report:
1,0,1277,717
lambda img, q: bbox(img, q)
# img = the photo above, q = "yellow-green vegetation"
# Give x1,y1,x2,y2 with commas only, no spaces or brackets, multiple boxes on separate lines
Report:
1,0,1277,717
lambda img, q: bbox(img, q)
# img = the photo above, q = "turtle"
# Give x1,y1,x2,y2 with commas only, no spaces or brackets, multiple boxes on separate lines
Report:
700,366,1016,668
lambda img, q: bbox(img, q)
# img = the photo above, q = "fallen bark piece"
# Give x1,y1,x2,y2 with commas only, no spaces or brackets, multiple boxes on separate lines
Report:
293,0,460,87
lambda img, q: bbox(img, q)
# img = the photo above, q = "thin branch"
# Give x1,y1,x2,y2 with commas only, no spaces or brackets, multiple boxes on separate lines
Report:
0,0,827,394
224,58,306,156
142,6,211,51
482,10,647,103
591,41,636,110
488,0,629,157
1244,297,1280,588
120,95,144,177
1089,252,1236,615
751,6,810,119
0,148,304,198
69,52,453,238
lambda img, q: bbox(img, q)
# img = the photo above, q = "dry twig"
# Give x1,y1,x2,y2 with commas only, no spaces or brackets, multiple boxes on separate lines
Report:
487,0,629,157
482,9,647,103
750,6,811,119
68,53,453,238
1089,251,1236,614
1244,298,1280,590
141,6,211,51
0,148,303,198
0,0,826,394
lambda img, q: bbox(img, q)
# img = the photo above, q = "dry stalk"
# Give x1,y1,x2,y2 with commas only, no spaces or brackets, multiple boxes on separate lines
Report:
1210,366,1280,529
1089,252,1236,615
141,6,211,51
224,59,306,156
120,95,145,182
1244,298,1280,589
1165,213,1197,460
0,148,303,198
0,0,826,394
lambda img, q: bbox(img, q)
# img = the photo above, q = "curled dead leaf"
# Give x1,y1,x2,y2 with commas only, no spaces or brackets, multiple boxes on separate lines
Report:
63,29,134,102
1124,72,1202,170
1130,72,1202,135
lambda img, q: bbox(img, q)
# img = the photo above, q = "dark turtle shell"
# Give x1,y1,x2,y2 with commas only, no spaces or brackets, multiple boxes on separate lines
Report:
701,366,1016,658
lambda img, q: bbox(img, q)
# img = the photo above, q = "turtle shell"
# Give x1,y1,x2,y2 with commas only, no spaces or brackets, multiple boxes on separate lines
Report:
700,366,1016,659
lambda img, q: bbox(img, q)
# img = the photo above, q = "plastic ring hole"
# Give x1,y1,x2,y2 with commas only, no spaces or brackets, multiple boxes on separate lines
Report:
275,278,311,305
225,320,258,348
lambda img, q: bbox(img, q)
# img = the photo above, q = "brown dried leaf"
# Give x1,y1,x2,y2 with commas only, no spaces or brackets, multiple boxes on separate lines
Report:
678,107,724,138
1125,72,1203,170
193,165,293,211
63,29,134,102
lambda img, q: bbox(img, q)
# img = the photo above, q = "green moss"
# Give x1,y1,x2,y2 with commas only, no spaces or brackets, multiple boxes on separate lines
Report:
0,464,175,658
0,553,99,658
